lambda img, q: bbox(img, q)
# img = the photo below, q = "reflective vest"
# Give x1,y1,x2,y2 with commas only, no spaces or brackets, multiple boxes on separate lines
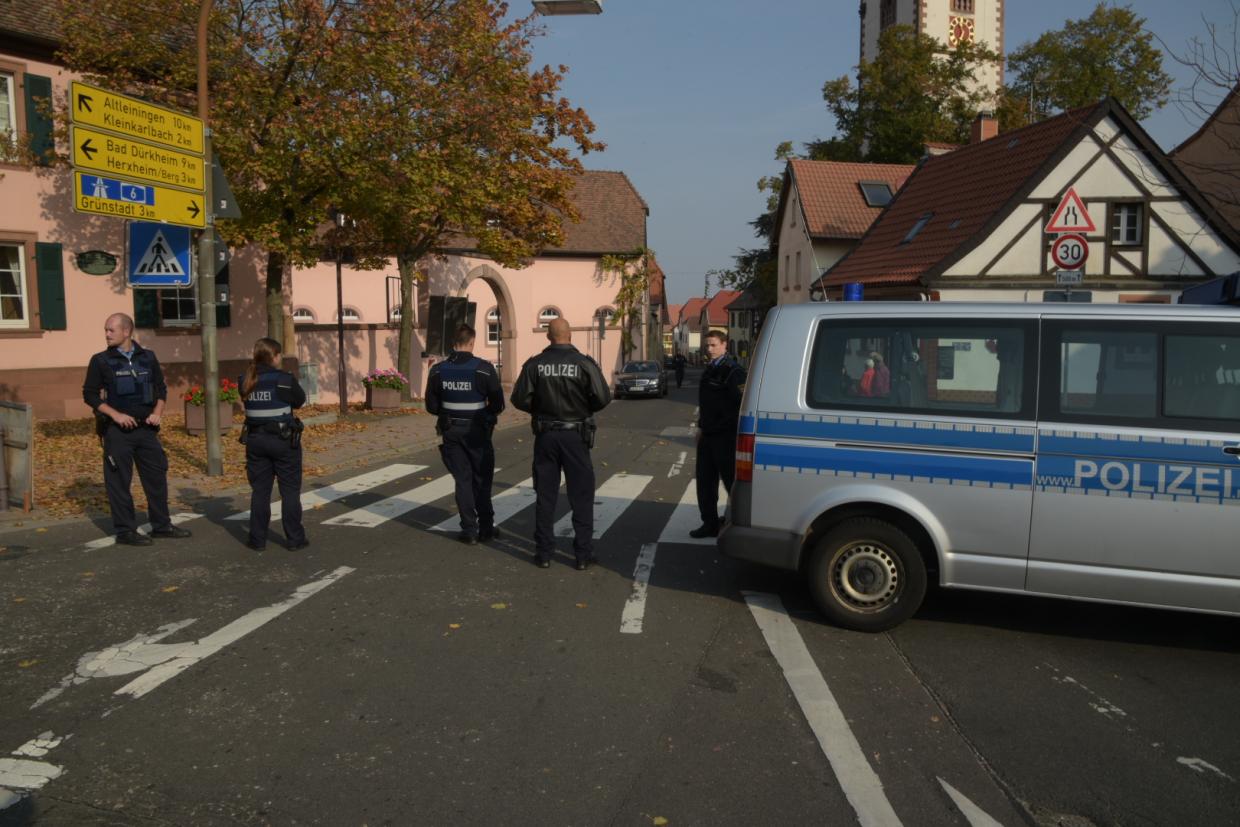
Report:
437,356,487,417
106,349,156,407
243,368,294,424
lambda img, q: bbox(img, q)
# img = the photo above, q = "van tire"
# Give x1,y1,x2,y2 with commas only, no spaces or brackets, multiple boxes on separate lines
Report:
806,518,927,632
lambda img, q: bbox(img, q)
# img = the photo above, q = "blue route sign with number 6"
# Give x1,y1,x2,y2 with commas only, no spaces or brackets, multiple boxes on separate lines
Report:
127,221,193,288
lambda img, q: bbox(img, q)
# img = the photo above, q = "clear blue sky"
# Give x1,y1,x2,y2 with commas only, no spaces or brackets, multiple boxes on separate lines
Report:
523,0,1238,306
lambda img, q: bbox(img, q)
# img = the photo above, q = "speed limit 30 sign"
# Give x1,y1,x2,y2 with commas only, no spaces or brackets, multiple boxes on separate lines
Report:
1051,233,1089,270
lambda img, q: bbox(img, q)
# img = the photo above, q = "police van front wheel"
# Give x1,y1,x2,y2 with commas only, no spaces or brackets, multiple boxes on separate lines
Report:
806,518,927,633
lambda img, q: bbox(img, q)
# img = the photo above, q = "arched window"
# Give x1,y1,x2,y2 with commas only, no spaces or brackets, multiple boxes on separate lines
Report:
292,307,316,324
537,306,561,329
595,307,616,325
336,307,360,322
486,306,501,345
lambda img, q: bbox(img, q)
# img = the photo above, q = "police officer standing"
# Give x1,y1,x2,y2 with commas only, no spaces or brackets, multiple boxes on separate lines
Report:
425,324,505,545
240,337,308,551
511,317,610,569
673,351,687,389
83,313,191,546
691,330,746,539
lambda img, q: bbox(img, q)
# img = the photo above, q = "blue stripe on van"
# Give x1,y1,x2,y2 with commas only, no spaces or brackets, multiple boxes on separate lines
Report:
739,414,756,434
757,416,1035,454
1040,433,1234,465
755,442,1034,488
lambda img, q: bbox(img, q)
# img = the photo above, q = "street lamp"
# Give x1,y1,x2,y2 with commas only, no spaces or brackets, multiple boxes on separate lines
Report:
532,0,602,13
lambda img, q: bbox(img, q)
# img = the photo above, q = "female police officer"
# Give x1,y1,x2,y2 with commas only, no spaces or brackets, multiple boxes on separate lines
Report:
241,337,308,551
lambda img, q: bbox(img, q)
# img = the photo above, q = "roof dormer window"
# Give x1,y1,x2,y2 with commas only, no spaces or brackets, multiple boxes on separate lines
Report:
859,181,894,207
901,213,934,244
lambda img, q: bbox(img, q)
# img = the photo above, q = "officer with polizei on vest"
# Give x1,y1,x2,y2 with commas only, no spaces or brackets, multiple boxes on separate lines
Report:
240,337,308,551
83,313,192,546
425,324,505,545
511,317,611,569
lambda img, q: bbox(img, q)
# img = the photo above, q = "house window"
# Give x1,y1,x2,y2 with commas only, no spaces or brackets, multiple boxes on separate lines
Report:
293,307,315,324
795,251,802,288
156,288,198,326
486,306,501,345
595,306,616,325
0,242,28,326
1111,203,1143,246
902,213,933,244
0,72,14,138
538,306,560,328
951,0,974,12
859,181,894,207
336,307,360,322
783,255,790,291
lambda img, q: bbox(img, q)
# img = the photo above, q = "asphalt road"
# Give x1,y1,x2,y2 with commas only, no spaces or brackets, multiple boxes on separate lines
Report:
2,376,1238,826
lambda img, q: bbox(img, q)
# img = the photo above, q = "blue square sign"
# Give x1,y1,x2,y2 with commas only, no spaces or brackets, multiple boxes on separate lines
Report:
127,221,193,288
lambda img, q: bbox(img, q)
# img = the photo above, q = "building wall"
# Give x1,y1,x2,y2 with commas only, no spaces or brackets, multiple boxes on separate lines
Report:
860,1,1003,97
776,179,814,305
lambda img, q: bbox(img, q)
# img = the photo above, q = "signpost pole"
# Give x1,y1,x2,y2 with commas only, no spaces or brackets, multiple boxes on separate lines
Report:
197,0,222,475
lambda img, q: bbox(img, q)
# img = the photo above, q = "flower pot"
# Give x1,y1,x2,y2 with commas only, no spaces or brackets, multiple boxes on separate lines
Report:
366,387,403,410
185,401,236,435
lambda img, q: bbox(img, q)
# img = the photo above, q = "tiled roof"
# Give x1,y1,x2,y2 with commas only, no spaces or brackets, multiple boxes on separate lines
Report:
1171,84,1240,233
702,290,741,325
666,303,682,324
725,287,762,310
823,102,1106,287
441,170,648,256
680,297,707,331
0,0,61,45
785,159,914,242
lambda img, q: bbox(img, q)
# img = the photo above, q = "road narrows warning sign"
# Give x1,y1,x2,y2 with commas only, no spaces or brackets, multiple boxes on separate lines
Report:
1046,188,1096,234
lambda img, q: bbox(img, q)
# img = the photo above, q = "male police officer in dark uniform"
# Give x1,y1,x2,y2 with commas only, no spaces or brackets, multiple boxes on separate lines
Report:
83,313,192,546
511,317,610,569
691,330,746,538
241,337,308,551
673,351,687,389
426,324,505,545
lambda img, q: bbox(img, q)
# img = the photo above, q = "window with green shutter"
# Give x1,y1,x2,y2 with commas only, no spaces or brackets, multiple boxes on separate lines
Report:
34,241,65,329
133,288,159,328
22,73,54,166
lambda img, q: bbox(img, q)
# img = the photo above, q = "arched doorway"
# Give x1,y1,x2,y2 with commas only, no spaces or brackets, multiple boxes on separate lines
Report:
458,264,517,386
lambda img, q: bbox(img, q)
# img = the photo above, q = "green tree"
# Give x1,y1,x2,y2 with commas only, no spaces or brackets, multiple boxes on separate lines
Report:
337,0,601,399
1006,3,1172,123
817,25,1001,164
600,248,653,361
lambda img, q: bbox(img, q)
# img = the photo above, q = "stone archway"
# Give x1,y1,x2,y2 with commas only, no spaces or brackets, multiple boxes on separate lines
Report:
458,264,517,386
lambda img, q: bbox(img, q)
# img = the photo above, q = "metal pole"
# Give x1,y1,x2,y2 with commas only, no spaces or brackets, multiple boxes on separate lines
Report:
197,0,222,475
336,246,347,416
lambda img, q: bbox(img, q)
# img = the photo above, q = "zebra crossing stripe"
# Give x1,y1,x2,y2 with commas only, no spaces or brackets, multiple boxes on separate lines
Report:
620,542,658,634
227,463,427,522
320,470,499,529
430,477,539,532
555,472,653,539
657,479,727,545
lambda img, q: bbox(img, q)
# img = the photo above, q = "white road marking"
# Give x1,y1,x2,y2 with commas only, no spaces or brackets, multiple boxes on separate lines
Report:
1177,757,1234,781
229,463,427,521
83,512,201,551
430,476,543,532
744,591,902,827
657,479,726,545
322,474,459,528
554,473,652,538
33,620,198,709
938,778,1006,827
660,426,695,438
620,543,658,635
0,758,63,791
116,566,354,699
668,451,687,477
11,734,64,759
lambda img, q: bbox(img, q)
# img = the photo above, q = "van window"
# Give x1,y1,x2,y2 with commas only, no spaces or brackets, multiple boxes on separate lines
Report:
807,319,1033,418
1165,333,1240,421
1055,328,1157,419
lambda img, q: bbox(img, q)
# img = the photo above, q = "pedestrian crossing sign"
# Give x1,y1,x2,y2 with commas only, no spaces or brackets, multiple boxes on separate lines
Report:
127,221,194,288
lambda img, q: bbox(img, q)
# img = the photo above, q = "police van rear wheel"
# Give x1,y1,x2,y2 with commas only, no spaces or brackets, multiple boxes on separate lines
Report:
807,518,927,633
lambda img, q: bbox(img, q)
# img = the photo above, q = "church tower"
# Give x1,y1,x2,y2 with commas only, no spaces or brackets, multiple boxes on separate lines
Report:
859,0,1004,98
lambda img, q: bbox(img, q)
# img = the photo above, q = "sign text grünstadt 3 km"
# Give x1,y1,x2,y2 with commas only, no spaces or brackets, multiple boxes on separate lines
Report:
69,81,206,229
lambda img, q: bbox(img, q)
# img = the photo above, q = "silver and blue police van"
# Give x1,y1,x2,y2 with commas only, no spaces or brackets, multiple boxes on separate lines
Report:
720,302,1240,631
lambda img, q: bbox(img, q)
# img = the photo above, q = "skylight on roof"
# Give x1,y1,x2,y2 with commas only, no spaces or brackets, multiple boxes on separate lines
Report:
859,181,894,207
902,213,933,244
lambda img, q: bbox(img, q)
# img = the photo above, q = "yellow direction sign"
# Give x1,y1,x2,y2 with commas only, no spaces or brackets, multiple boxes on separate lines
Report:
72,126,205,193
74,172,206,229
70,81,204,155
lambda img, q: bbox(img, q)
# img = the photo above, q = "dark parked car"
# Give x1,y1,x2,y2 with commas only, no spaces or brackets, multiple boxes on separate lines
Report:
613,360,667,399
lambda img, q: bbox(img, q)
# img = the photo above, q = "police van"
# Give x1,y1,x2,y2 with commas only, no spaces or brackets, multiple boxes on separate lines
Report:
720,302,1240,631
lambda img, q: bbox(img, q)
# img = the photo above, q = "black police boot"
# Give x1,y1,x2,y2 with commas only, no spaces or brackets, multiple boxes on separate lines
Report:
457,532,479,546
534,554,551,569
150,525,192,539
245,538,266,552
575,556,595,571
116,530,153,546
479,526,500,542
689,524,719,539
287,539,311,552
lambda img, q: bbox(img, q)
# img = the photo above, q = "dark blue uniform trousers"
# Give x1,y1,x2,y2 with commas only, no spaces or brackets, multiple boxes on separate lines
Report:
246,432,306,546
696,431,735,528
103,424,171,533
532,429,595,563
439,425,495,535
